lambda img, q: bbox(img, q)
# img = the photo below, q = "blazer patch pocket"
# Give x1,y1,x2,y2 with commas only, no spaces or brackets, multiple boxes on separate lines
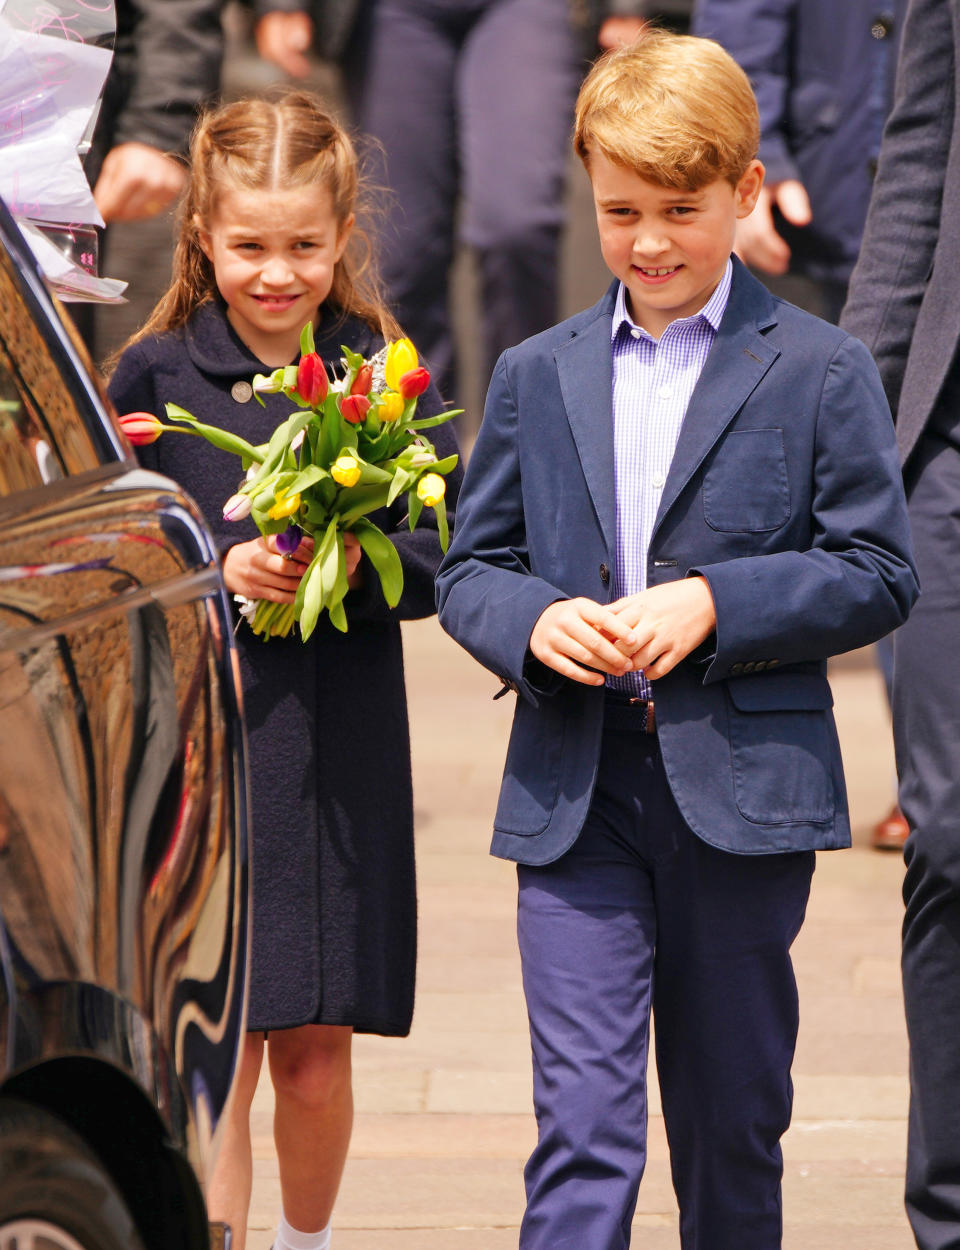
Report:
726,674,835,825
703,429,790,532
494,695,566,836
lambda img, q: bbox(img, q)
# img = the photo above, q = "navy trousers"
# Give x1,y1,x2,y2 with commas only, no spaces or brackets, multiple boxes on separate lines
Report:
516,710,815,1250
896,426,960,1249
344,0,581,399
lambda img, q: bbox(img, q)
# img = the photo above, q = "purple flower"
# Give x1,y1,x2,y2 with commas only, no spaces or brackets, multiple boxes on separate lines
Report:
275,525,303,556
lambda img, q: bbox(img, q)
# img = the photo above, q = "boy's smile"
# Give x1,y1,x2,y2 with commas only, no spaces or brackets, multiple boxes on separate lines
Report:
589,152,764,338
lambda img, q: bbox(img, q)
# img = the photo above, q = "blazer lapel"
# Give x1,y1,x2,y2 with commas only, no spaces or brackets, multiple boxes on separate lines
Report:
655,263,781,529
554,287,618,556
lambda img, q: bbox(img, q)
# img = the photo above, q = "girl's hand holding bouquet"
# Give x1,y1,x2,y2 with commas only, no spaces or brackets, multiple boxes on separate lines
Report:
119,329,459,639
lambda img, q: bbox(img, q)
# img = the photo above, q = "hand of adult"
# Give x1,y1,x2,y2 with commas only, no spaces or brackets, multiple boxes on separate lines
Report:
255,10,314,78
735,180,812,275
529,598,637,686
93,143,187,223
222,534,314,602
597,16,647,49
608,577,716,681
344,530,363,588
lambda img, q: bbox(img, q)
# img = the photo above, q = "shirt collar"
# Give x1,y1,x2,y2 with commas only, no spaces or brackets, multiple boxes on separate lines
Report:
611,258,733,342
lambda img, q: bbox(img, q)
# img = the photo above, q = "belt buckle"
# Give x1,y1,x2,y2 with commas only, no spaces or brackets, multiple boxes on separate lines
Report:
626,696,656,734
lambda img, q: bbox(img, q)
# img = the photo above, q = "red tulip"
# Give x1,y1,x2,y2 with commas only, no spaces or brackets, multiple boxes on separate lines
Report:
398,367,430,400
350,363,373,395
340,394,371,424
119,411,164,445
295,352,328,407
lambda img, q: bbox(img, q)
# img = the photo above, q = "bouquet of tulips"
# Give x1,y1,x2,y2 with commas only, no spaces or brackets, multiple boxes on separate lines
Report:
119,329,459,639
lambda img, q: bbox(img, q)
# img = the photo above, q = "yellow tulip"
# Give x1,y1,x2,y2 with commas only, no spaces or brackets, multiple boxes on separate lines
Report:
384,337,419,391
378,392,405,423
416,473,446,507
331,454,362,488
267,488,302,520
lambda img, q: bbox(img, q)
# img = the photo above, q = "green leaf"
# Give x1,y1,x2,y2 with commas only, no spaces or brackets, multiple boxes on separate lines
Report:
286,464,329,494
297,519,337,641
434,498,450,551
325,530,350,633
387,468,415,507
352,517,403,607
408,408,463,431
300,323,316,356
407,490,424,532
336,483,392,527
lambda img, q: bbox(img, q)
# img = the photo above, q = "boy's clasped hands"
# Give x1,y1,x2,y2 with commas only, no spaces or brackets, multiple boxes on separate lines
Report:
529,576,717,686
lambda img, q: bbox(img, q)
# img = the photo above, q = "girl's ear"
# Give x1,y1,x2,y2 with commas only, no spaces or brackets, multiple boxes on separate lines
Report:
334,213,355,263
194,213,213,260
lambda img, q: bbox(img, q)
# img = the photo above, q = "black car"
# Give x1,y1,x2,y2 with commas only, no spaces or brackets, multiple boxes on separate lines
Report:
0,200,249,1248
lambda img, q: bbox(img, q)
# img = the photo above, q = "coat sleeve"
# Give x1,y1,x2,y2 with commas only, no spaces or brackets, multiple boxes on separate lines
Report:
691,333,918,681
435,353,570,701
692,0,801,186
840,0,955,418
108,0,224,154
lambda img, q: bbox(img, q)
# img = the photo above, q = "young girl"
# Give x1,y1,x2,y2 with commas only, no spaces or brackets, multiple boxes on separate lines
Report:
108,90,461,1250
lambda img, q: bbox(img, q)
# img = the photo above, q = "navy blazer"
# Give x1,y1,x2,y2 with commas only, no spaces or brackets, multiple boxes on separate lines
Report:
437,260,917,865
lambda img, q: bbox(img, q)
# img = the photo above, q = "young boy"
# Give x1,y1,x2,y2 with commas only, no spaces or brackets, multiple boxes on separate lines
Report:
436,28,918,1250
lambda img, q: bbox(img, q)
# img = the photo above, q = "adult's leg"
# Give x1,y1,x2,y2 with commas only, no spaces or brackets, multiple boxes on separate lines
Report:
206,1031,265,1250
344,0,464,397
652,813,814,1249
459,0,582,386
268,1024,355,1233
896,431,960,1248
516,730,662,1250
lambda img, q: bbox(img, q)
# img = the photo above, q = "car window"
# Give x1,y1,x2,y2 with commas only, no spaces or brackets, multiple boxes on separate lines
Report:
0,243,102,496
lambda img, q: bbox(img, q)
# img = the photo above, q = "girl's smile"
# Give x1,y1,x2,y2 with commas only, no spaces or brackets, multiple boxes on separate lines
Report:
197,184,353,366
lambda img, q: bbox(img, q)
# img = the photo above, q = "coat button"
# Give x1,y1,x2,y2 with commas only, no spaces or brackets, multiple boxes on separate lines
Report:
231,380,253,403
599,563,610,584
871,14,892,38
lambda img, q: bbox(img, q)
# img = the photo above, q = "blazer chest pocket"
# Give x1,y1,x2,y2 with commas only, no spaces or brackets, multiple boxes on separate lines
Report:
703,429,790,532
726,674,836,825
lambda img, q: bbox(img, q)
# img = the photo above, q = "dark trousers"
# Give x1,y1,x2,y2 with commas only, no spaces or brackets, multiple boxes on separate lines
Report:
896,428,960,1249
344,0,581,399
516,714,815,1250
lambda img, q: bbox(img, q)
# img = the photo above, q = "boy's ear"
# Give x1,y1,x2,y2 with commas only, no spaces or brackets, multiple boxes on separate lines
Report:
735,160,765,218
335,213,355,263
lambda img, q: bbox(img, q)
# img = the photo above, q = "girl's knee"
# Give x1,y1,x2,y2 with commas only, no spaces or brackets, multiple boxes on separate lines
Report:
268,1025,352,1107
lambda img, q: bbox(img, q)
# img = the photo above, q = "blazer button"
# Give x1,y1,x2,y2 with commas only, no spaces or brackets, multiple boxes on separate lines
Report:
599,563,610,584
731,662,744,675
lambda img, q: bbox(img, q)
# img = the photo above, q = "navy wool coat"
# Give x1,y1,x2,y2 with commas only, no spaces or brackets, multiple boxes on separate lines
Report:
109,299,461,1034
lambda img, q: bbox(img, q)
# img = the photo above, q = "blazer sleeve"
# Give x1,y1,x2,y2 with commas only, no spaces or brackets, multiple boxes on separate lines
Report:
692,333,918,681
692,0,801,186
435,353,570,701
840,0,955,418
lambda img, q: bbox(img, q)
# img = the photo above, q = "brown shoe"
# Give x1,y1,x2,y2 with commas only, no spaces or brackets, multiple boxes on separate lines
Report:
872,803,909,850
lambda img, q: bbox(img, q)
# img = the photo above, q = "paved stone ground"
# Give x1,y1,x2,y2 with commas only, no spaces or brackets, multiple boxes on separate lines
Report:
245,625,913,1250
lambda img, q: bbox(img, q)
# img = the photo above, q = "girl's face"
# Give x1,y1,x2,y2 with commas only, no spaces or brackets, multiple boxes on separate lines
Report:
198,183,353,366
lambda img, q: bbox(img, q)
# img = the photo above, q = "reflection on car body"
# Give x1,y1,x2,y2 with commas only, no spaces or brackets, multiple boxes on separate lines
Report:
0,199,249,1249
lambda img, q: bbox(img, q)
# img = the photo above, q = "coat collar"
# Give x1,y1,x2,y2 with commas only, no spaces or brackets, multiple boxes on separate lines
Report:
183,299,378,378
553,258,782,554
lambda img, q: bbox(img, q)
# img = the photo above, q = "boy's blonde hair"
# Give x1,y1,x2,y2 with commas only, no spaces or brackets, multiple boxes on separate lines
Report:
574,28,760,189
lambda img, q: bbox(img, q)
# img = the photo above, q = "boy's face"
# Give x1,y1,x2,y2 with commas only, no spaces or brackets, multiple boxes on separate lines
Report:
589,151,764,338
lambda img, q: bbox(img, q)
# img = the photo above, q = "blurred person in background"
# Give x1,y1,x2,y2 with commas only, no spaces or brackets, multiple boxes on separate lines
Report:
76,0,225,361
693,0,908,850
842,0,960,1240
247,0,648,403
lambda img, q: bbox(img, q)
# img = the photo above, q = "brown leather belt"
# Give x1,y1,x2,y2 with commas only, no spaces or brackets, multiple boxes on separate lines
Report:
603,693,657,735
